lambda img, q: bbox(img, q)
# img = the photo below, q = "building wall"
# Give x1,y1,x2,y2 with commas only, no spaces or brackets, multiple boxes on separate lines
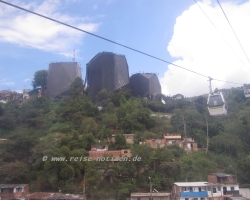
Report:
89,149,131,160
172,184,181,197
131,196,169,200
208,174,218,183
0,185,29,200
131,193,169,200
0,193,15,200
113,55,130,90
86,52,129,100
123,134,134,144
47,62,81,98
129,73,161,98
164,134,182,140
108,134,134,144
26,192,51,200
182,142,198,152
208,174,237,184
129,73,150,97
143,139,167,148
149,74,161,96
239,188,250,199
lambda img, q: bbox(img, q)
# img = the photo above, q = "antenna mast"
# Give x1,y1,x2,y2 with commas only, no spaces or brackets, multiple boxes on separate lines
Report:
208,77,213,94
72,49,75,62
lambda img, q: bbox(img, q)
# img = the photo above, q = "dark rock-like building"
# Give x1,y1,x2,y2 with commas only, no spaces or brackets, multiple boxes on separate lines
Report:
129,73,161,99
86,52,129,100
46,62,82,98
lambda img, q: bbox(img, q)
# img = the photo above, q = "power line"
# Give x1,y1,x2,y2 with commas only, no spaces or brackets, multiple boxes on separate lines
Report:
0,0,244,86
216,0,250,65
0,0,210,78
194,0,249,70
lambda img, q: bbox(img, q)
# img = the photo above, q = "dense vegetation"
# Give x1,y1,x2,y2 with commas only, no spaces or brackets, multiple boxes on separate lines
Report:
0,78,250,200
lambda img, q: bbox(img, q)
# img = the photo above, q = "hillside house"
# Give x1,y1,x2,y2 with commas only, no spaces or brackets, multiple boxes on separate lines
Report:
23,89,31,99
0,90,22,102
123,134,134,144
0,184,29,200
0,139,8,143
89,148,131,161
107,134,134,144
181,138,198,152
140,133,198,152
163,133,182,144
171,182,209,200
171,173,241,200
207,173,239,197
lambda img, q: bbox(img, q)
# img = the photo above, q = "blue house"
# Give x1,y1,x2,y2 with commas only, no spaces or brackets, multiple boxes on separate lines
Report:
171,182,209,200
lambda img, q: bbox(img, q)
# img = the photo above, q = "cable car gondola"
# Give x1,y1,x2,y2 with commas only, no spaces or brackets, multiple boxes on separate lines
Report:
243,84,250,98
207,77,227,116
207,92,227,116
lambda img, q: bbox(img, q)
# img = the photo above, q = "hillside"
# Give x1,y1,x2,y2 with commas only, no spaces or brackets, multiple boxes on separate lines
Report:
0,79,250,200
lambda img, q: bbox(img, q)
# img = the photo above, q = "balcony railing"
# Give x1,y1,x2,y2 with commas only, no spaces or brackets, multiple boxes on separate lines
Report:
180,192,208,197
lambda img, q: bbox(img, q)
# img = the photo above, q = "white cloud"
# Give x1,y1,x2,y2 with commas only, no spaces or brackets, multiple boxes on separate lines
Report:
93,4,98,10
106,0,115,5
24,78,30,82
0,0,99,57
161,0,250,97
0,79,15,86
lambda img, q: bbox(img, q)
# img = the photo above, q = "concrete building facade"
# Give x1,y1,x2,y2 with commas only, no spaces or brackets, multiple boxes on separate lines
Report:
86,52,129,100
129,73,161,99
46,62,82,98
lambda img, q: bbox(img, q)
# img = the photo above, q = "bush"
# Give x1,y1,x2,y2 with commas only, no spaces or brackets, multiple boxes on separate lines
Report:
49,123,71,133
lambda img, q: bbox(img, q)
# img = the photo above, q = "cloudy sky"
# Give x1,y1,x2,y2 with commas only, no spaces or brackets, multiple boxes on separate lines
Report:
0,0,250,97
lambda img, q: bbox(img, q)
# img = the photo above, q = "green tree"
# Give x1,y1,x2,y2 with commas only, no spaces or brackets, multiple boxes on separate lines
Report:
0,103,4,116
181,152,217,181
114,134,127,150
79,117,98,136
210,132,243,157
116,99,155,133
98,89,108,101
0,162,30,182
32,70,48,90
100,113,118,129
69,77,84,98
36,146,86,192
237,155,250,184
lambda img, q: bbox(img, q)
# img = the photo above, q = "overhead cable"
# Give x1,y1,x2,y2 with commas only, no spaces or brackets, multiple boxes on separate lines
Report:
194,0,249,70
0,0,244,85
216,0,250,65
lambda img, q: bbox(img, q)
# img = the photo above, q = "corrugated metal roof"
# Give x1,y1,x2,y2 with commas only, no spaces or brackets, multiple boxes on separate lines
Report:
0,184,28,188
47,194,84,199
174,182,209,187
210,173,233,178
131,193,170,197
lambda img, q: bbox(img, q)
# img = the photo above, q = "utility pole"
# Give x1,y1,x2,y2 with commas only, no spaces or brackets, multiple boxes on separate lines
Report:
205,113,209,154
83,175,86,199
208,77,213,94
149,177,152,200
183,116,187,154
